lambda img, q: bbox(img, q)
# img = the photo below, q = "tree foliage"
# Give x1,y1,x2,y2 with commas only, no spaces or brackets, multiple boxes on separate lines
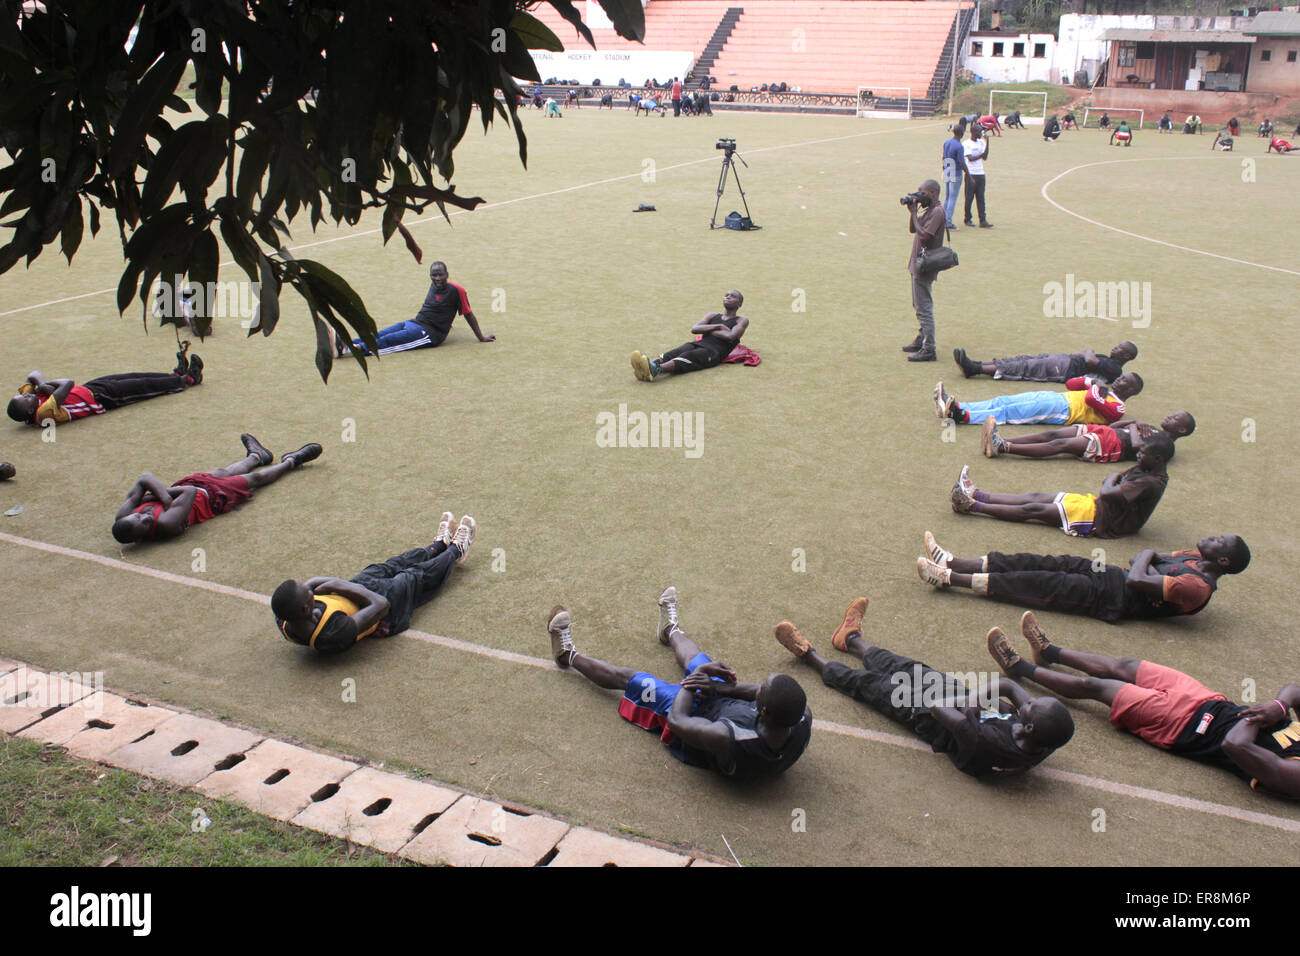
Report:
0,0,643,379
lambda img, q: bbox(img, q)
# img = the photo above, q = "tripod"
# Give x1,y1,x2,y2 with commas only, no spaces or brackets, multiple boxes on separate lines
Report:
709,148,759,229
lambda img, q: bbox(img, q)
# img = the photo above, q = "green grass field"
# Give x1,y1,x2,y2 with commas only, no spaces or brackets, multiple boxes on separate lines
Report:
2,107,1298,866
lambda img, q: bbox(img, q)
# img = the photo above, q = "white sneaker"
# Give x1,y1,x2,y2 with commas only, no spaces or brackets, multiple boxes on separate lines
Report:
452,515,476,563
547,606,576,668
958,464,975,497
933,381,951,421
657,586,679,645
436,512,456,547
917,556,952,588
924,530,953,568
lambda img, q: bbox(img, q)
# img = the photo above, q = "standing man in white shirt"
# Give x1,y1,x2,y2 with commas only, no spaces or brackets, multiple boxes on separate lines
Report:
962,125,993,229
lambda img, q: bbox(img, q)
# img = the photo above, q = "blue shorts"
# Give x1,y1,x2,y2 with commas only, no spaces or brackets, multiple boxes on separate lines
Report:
618,652,712,741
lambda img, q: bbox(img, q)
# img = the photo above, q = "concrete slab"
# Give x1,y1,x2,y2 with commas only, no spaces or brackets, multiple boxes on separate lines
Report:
196,738,359,821
0,658,22,674
103,713,262,787
401,796,569,867
19,692,177,761
291,767,461,853
545,827,691,867
0,666,97,734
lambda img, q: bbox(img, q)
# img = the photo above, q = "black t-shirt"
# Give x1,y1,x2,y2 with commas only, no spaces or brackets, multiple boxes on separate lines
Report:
413,281,470,342
1171,701,1300,782
675,696,812,779
699,315,741,358
1094,465,1168,537
945,708,1050,776
1062,353,1124,382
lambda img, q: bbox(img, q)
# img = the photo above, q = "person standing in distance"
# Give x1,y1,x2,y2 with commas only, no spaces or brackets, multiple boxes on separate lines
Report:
941,122,965,230
902,180,946,362
963,125,993,228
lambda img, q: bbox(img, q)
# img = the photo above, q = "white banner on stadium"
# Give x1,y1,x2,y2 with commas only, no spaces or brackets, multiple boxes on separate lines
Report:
527,50,693,85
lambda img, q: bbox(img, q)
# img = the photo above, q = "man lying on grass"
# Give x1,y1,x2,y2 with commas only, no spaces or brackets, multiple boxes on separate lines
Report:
112,435,321,543
980,411,1194,462
990,611,1300,797
273,512,475,655
935,372,1141,427
7,353,201,426
917,531,1249,623
546,586,811,779
949,433,1173,538
630,290,749,381
953,341,1136,384
773,596,1072,776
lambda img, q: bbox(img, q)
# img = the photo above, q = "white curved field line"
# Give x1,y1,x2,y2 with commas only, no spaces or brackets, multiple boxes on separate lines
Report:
1042,156,1300,277
0,122,939,318
4,527,1300,836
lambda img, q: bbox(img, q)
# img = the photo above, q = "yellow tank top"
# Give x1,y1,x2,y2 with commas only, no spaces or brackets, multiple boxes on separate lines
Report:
279,593,379,648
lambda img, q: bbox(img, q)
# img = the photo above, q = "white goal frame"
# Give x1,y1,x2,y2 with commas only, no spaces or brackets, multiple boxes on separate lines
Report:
1083,106,1144,130
988,89,1047,126
857,86,912,119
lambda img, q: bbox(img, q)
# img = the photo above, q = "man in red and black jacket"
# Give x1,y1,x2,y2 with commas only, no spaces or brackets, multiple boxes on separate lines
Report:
917,531,1249,624
342,261,494,357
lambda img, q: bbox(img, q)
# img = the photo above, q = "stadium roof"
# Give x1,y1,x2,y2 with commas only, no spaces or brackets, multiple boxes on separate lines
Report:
1243,12,1300,36
1098,27,1254,44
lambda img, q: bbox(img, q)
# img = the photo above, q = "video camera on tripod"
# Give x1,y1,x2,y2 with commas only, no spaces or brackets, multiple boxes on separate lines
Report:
709,138,760,230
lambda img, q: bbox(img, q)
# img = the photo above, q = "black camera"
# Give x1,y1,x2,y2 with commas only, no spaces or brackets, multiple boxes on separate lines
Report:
716,137,736,151
900,191,931,207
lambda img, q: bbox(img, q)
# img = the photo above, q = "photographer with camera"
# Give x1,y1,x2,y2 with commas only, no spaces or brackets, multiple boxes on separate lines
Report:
902,180,946,362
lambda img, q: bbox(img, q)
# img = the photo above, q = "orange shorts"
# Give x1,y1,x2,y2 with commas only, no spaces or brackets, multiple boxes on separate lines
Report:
1109,661,1225,749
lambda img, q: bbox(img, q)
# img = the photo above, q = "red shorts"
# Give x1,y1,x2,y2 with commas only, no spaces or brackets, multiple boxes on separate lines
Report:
1109,661,1225,749
176,473,253,525
1075,424,1123,462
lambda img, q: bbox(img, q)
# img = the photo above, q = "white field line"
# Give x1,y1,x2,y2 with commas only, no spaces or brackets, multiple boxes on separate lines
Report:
1041,156,1300,278
3,528,1299,835
0,122,939,318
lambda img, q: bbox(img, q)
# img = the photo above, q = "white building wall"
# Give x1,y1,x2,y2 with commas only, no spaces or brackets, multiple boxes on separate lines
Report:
966,33,1057,83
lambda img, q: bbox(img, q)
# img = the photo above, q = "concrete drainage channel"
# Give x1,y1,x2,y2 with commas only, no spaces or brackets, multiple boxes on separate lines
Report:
0,658,728,868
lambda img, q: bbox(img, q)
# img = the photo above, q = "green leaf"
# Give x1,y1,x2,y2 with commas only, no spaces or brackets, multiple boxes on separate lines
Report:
255,251,280,337
595,0,647,41
510,10,564,52
59,197,83,263
107,50,188,180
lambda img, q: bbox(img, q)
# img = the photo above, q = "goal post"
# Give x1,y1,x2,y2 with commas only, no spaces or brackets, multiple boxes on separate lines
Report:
857,86,912,119
988,89,1047,126
1083,106,1144,129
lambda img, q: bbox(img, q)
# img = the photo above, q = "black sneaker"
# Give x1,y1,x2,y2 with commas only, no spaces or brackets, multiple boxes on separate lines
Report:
963,219,974,227
187,354,203,386
979,221,995,228
240,433,274,467
901,332,924,353
907,349,937,362
281,443,323,469
173,350,188,378
0,462,14,481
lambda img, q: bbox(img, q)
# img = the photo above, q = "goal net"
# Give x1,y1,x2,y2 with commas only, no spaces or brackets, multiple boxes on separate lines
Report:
988,89,1047,126
857,87,912,119
1083,107,1144,129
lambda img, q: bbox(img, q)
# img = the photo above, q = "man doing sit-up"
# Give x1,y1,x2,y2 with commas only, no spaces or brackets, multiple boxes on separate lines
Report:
989,611,1300,798
773,596,1072,776
546,586,811,779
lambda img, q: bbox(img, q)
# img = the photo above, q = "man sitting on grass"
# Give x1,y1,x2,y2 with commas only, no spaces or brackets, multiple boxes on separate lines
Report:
934,373,1141,427
949,433,1173,538
8,353,201,426
338,261,494,357
981,411,1194,463
917,531,1249,623
989,611,1300,797
631,290,749,381
772,596,1072,776
111,435,321,543
953,341,1136,383
272,512,475,655
546,587,811,779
